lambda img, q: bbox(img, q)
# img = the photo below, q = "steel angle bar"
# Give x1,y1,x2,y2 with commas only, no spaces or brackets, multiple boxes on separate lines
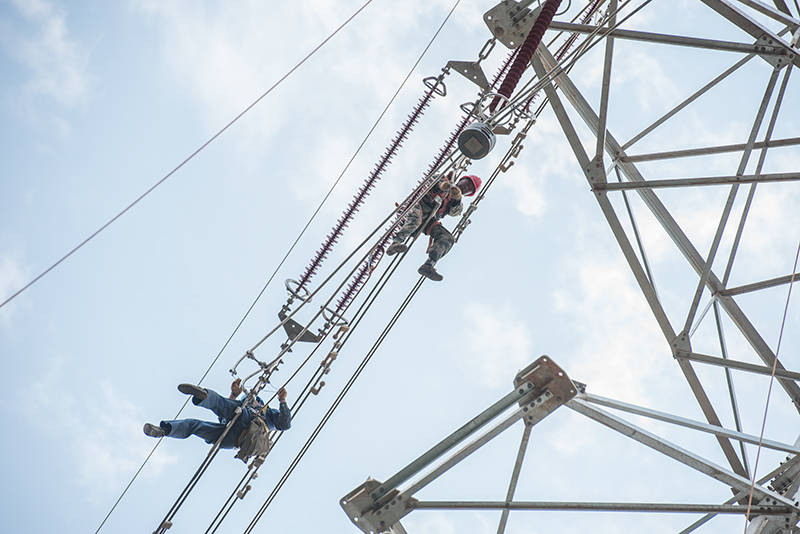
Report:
369,383,533,502
600,172,800,189
721,272,800,296
402,409,524,498
534,44,750,477
734,0,800,25
689,296,717,338
548,21,788,53
534,43,800,410
497,425,533,534
413,501,793,514
401,356,577,498
699,0,800,67
681,67,781,336
677,351,800,381
721,65,793,287
579,392,800,455
713,301,750,476
530,51,674,341
681,456,800,533
619,136,800,163
615,166,660,295
595,0,617,161
338,417,530,531
622,54,754,151
620,24,792,151
566,398,800,509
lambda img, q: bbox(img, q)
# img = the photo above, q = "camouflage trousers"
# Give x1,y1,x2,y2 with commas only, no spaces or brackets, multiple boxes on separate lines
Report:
392,204,454,263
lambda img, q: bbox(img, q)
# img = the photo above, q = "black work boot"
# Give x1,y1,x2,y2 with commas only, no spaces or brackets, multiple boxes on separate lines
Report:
418,260,443,281
143,423,166,438
385,242,408,256
178,383,208,402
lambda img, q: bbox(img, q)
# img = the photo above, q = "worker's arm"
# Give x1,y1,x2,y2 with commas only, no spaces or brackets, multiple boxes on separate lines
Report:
229,378,243,400
446,186,463,216
269,388,292,430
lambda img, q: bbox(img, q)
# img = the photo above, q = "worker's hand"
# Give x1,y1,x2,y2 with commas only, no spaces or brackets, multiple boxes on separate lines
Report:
438,180,452,191
277,387,288,403
230,378,243,398
450,186,462,201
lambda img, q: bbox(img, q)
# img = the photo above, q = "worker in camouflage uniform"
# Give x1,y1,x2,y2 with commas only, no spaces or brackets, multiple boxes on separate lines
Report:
386,172,482,281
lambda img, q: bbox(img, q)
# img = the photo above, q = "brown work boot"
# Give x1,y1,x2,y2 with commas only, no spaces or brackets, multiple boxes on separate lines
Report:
143,423,166,438
386,242,408,256
418,261,443,281
178,383,207,402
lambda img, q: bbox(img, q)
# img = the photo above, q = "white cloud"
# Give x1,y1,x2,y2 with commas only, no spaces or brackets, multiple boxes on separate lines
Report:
0,258,26,324
4,0,89,106
552,251,672,405
458,302,534,388
29,361,176,502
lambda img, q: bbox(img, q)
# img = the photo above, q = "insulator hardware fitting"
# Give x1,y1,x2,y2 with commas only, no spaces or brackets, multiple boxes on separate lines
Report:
458,122,496,159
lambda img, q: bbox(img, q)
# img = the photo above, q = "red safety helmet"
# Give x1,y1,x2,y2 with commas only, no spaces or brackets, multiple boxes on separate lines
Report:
457,175,482,197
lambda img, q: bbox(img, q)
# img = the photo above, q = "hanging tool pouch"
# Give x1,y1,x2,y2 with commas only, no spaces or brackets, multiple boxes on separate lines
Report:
235,416,270,463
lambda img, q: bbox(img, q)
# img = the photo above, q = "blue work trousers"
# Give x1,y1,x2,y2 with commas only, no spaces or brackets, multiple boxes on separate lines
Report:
161,388,252,449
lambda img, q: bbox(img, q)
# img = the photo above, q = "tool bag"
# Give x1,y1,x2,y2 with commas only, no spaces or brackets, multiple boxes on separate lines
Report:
235,415,270,463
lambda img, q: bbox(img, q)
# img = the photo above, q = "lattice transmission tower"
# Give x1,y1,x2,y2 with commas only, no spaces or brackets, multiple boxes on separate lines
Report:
340,1,800,532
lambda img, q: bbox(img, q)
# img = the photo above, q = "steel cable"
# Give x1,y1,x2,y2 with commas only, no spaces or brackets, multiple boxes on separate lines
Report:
5,0,377,313
122,3,469,530
206,245,413,533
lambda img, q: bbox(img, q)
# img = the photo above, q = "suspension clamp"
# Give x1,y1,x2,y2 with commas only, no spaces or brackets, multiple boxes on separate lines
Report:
278,309,321,344
484,0,542,49
447,60,490,90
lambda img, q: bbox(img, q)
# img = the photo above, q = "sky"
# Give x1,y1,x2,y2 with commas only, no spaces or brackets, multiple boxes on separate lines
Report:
1,1,800,533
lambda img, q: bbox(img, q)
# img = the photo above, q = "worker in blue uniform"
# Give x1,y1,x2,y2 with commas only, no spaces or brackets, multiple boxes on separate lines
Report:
143,379,290,449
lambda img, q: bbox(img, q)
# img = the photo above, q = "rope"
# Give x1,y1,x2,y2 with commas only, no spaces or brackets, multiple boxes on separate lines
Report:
744,238,800,529
1,0,376,313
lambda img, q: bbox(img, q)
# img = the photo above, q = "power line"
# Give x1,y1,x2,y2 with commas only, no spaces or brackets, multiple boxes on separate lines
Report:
2,0,377,312
91,3,377,531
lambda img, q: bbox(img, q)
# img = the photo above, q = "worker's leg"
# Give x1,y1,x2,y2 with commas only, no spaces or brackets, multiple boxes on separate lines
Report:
196,388,242,422
427,224,454,263
159,419,227,444
418,224,453,282
386,204,424,255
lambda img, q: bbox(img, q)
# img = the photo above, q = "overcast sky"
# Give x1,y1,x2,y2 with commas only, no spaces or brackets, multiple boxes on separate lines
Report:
2,1,800,533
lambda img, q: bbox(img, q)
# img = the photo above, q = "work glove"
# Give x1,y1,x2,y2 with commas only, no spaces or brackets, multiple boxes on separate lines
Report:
437,179,452,192
230,378,243,398
450,186,462,201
